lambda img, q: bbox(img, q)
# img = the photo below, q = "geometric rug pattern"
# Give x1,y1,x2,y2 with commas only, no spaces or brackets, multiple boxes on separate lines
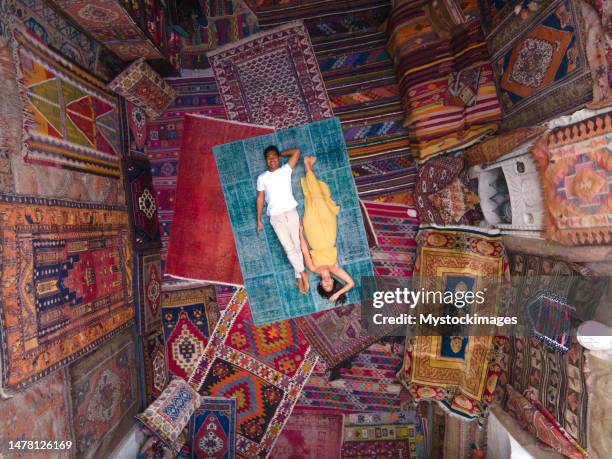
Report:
214,117,373,324
189,289,318,458
161,285,220,381
0,197,133,395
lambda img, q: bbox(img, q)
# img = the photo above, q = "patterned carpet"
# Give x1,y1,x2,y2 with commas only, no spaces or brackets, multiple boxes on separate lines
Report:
149,0,415,268
146,77,226,266
306,3,417,202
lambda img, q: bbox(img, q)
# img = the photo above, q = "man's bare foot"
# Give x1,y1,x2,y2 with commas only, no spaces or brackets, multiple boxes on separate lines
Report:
297,276,305,294
300,271,309,294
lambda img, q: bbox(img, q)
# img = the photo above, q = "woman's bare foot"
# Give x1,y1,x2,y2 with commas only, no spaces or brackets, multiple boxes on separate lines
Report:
300,271,309,294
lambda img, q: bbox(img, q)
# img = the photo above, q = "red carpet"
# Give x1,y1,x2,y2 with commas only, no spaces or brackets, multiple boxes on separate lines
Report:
165,114,273,285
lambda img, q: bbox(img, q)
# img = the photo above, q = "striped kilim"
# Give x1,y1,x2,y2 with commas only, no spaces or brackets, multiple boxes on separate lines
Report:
146,77,226,266
298,341,405,413
257,0,417,202
362,200,419,277
311,7,417,201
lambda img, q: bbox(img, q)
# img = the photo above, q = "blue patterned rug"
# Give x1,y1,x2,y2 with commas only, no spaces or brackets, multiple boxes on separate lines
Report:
214,117,374,325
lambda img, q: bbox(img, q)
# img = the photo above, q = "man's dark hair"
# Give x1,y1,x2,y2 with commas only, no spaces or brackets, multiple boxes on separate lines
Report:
264,145,280,159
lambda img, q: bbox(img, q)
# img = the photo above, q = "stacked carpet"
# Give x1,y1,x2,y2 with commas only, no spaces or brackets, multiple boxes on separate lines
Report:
254,0,417,202
307,5,417,202
146,77,226,266
387,0,503,161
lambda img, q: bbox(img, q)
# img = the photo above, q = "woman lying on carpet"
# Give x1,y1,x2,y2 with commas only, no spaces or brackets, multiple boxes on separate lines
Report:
299,156,354,304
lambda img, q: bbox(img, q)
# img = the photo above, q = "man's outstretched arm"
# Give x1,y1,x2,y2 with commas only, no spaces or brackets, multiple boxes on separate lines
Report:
282,148,300,169
256,191,265,231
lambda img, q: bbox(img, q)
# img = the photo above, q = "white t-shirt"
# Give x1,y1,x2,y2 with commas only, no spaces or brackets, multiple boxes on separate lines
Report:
256,164,298,216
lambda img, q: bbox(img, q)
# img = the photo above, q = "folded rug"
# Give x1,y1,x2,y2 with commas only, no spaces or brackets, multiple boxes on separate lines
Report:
387,0,502,160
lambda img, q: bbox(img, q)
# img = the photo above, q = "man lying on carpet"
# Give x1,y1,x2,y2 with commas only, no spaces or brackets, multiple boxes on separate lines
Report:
256,145,310,294
299,156,354,305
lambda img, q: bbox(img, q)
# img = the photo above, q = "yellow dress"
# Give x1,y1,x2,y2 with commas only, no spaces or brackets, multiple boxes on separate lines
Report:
301,170,340,266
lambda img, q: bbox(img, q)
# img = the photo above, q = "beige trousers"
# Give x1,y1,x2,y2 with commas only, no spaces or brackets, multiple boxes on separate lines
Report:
270,208,305,278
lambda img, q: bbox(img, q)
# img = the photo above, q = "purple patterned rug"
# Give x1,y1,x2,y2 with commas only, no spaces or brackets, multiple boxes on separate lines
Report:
208,21,333,129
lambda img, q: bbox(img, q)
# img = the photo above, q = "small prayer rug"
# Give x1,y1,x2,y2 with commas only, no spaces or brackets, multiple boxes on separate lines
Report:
140,329,168,405
340,411,426,458
137,251,163,334
126,156,162,250
189,397,237,459
165,115,273,286
398,226,509,422
208,21,333,129
161,285,220,381
214,117,374,325
188,289,319,458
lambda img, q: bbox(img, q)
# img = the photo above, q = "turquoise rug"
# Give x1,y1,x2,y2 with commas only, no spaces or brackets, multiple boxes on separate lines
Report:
214,117,374,325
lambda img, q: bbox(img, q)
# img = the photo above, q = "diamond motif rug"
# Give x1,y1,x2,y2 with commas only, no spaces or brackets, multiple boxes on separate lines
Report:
9,26,124,204
165,114,274,286
208,21,333,129
188,289,318,458
298,341,405,413
531,111,611,245
137,252,163,334
485,0,592,128
399,226,509,423
189,397,237,459
214,117,374,325
362,201,419,277
161,285,220,381
126,156,162,250
0,196,133,395
140,330,168,405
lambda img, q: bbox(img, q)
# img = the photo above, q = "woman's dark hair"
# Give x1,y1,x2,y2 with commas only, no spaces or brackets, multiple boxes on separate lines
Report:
263,145,280,159
316,277,347,305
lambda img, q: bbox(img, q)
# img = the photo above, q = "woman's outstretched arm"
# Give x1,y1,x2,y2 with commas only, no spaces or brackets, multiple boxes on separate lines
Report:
299,224,316,272
329,265,355,301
